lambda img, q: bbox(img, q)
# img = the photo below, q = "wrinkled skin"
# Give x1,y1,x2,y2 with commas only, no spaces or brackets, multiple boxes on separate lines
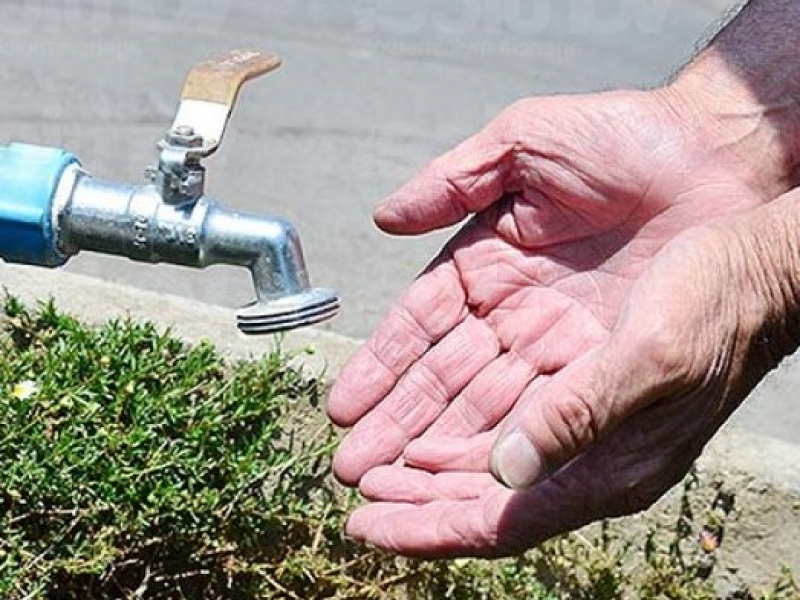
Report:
327,90,791,557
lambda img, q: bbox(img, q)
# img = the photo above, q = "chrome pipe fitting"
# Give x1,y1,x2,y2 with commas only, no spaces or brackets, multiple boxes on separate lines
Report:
53,164,339,335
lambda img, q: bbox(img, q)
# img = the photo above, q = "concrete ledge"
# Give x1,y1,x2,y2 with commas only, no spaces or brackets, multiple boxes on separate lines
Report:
1,263,798,585
0,263,361,377
672,428,800,588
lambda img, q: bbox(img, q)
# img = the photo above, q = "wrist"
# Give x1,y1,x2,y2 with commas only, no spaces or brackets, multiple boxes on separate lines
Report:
659,0,800,200
660,61,800,200
731,192,800,370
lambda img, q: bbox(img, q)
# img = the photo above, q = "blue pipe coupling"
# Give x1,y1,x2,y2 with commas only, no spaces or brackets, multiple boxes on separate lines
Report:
0,143,78,267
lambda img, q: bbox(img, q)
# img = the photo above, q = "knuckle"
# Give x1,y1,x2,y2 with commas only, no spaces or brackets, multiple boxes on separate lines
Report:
620,307,691,384
492,98,537,145
542,382,602,459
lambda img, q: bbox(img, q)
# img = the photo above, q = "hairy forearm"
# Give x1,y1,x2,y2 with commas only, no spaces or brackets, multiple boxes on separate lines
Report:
667,0,800,197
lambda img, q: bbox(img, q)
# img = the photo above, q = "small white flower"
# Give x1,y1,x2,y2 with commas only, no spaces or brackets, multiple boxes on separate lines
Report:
11,380,38,400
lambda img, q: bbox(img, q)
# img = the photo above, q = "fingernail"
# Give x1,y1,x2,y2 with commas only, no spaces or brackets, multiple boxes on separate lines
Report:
490,430,543,489
344,514,366,542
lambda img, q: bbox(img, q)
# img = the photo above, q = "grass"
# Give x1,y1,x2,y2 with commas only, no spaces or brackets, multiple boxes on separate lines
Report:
0,296,795,599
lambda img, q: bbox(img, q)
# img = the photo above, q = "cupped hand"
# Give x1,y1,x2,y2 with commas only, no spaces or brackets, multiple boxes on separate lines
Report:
326,89,789,553
341,190,800,556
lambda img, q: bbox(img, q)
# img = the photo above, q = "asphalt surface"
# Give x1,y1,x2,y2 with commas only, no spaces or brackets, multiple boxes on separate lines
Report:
4,0,797,445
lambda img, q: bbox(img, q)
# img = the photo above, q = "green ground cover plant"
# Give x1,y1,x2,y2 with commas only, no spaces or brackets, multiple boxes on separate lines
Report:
0,297,795,599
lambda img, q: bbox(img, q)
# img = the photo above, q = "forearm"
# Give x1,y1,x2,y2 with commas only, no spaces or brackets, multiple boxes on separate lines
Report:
666,0,800,197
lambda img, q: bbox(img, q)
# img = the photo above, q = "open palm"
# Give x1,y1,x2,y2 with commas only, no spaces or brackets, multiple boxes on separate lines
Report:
327,90,781,554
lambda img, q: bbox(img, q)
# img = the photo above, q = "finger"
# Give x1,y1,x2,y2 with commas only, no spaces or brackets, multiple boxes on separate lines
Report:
403,432,495,473
333,314,499,485
327,256,466,427
490,335,675,489
346,492,514,559
374,119,514,235
359,465,498,503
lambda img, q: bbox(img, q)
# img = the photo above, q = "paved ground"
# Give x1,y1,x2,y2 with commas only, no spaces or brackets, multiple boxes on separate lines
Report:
3,0,797,444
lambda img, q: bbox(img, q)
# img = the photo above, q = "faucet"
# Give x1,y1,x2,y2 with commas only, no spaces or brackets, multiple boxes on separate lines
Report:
0,50,339,334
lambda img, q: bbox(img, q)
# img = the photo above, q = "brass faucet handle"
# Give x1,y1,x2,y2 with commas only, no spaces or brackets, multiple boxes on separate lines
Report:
182,50,281,107
169,50,282,157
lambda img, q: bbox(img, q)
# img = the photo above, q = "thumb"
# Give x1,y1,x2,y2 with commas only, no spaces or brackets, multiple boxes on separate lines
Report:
374,119,514,235
490,338,674,489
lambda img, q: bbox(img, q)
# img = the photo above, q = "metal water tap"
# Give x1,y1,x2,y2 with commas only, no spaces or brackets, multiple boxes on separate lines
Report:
0,50,339,334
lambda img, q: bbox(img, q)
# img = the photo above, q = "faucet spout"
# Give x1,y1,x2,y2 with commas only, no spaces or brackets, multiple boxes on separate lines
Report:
201,206,339,333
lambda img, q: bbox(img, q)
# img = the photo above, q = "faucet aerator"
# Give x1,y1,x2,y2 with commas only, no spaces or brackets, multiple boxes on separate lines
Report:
237,288,340,335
